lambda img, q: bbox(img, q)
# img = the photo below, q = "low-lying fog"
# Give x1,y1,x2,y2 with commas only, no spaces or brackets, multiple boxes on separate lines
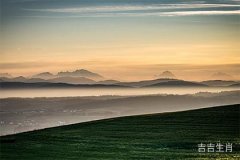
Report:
0,87,239,98
0,90,239,136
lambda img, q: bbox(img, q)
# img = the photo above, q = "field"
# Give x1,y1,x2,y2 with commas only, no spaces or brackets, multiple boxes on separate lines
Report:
0,104,239,160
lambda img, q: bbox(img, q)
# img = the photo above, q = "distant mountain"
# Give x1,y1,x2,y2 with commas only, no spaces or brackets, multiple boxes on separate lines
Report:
57,69,104,80
0,73,12,78
49,76,96,84
145,80,208,88
26,78,48,83
0,82,128,89
201,80,238,87
97,80,120,85
32,72,55,79
0,82,76,88
156,71,176,79
118,78,177,87
1,76,95,84
0,77,47,83
210,72,234,80
11,76,27,82
0,77,10,82
1,76,96,85
1,69,105,82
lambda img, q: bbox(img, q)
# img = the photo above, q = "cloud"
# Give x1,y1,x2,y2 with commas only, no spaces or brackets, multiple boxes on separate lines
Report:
23,3,239,13
20,10,240,18
21,3,240,17
161,10,240,16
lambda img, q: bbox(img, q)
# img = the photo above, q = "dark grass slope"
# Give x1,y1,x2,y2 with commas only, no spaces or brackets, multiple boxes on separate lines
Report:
0,104,239,160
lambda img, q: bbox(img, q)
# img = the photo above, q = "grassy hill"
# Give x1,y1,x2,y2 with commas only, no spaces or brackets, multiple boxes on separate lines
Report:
0,104,239,160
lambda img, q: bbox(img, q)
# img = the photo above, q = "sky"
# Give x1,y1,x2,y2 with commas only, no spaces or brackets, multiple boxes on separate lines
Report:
0,0,240,81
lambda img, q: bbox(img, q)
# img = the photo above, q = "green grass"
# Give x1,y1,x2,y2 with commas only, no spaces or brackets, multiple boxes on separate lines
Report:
0,104,240,160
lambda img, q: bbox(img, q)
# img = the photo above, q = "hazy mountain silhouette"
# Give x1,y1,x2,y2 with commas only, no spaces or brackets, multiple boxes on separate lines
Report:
32,72,55,79
57,69,104,80
31,69,104,80
26,78,48,83
210,72,234,80
97,80,120,85
10,76,27,82
0,77,11,82
0,82,69,88
1,69,239,88
145,80,208,88
1,77,96,85
0,73,12,78
156,71,176,79
0,76,47,83
201,80,238,87
0,82,129,89
50,76,96,84
118,78,177,87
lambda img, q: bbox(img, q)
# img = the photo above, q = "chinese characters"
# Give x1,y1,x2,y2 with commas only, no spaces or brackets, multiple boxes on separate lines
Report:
198,142,232,153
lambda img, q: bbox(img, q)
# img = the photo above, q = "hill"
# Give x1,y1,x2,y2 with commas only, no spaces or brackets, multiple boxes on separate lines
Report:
145,80,208,87
96,79,120,85
0,82,128,89
118,78,177,87
0,76,96,85
0,104,239,159
0,77,47,83
201,80,238,87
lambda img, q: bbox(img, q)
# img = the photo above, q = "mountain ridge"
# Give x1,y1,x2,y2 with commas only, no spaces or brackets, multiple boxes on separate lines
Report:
57,69,104,80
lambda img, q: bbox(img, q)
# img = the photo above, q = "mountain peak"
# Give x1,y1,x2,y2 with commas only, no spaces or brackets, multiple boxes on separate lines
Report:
57,69,104,80
13,76,27,81
211,72,233,80
157,71,176,79
32,72,54,79
74,69,92,74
